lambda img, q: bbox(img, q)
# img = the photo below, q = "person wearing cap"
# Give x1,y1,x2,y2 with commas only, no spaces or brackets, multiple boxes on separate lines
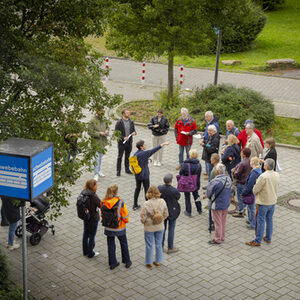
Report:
237,119,264,150
158,174,181,254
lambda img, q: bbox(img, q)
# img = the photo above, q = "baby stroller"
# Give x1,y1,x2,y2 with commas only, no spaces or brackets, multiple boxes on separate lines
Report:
15,196,55,246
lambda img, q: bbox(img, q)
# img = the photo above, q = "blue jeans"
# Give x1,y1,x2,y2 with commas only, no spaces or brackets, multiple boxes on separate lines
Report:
94,152,103,175
247,203,256,228
107,234,131,267
163,219,176,249
144,230,164,264
205,162,214,181
179,145,189,165
1,203,8,224
255,204,275,244
8,221,18,245
184,190,201,214
236,183,246,213
82,220,99,257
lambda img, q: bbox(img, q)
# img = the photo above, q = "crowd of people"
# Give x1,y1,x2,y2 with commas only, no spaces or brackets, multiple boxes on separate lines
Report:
0,106,281,271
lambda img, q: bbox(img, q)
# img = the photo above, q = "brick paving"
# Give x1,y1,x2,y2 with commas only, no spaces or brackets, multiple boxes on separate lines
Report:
1,123,300,300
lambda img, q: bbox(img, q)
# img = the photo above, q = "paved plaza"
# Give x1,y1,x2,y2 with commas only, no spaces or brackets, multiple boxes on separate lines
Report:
1,123,300,300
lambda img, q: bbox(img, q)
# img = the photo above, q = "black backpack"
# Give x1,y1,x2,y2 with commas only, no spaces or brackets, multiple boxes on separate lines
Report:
101,200,120,228
76,193,91,221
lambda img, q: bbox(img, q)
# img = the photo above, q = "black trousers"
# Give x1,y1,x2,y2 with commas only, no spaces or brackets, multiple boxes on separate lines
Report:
134,178,150,206
116,142,132,173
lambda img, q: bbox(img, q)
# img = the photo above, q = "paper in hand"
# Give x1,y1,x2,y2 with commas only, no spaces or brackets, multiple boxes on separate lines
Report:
123,134,132,144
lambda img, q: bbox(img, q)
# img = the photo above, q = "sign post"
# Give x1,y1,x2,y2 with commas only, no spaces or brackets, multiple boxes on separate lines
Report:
0,138,54,300
214,27,222,86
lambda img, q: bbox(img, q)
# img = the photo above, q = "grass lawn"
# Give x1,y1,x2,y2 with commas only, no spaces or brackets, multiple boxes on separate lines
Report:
116,100,300,146
86,0,300,72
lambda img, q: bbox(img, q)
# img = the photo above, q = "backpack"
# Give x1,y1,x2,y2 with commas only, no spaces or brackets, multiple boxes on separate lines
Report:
149,201,164,225
101,200,120,228
76,193,91,221
129,156,142,174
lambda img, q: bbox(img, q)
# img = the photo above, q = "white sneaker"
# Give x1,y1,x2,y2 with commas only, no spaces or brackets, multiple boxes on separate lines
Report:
94,252,99,257
99,172,105,177
153,161,158,166
94,174,99,181
7,243,20,250
157,161,161,167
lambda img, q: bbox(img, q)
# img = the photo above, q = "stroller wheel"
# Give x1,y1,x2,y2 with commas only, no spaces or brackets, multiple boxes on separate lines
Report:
30,233,41,246
15,225,23,238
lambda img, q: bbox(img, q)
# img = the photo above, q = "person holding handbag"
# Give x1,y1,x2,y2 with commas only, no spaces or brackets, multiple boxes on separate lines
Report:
206,164,232,245
241,157,262,230
179,149,202,217
140,186,168,269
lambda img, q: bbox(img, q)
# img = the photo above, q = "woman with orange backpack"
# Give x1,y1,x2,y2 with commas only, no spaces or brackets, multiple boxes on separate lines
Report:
101,184,132,270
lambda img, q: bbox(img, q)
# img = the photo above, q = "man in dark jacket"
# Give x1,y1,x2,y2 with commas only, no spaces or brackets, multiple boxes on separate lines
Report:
158,174,181,254
203,111,219,143
133,140,169,210
201,124,220,181
232,147,252,217
2,196,21,250
115,109,136,176
147,108,170,167
206,164,232,245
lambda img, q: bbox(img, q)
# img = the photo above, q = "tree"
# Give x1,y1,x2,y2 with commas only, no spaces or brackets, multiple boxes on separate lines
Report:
0,0,121,218
106,0,265,108
106,0,211,108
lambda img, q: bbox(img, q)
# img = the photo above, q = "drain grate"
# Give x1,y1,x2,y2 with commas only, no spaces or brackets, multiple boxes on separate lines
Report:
278,191,300,212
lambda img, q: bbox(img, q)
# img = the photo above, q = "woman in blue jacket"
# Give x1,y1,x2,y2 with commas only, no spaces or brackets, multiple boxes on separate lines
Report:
221,134,241,179
241,157,262,229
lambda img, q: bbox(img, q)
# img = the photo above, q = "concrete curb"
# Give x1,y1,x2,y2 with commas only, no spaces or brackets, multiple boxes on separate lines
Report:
105,56,300,81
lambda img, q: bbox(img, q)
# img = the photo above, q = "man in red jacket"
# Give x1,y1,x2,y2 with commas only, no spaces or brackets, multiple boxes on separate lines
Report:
174,108,197,170
237,119,264,150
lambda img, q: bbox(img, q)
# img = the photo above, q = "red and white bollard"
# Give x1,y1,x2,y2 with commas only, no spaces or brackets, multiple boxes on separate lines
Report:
141,62,146,84
105,57,109,80
179,65,184,85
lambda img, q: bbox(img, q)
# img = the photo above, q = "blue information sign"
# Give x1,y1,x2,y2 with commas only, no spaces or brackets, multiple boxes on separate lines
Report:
0,155,30,199
0,138,54,201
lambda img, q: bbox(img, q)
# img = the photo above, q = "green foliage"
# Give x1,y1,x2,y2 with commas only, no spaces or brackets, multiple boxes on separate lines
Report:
253,0,285,11
0,0,122,218
201,0,266,53
0,249,23,300
187,84,275,135
154,84,182,109
221,3,266,53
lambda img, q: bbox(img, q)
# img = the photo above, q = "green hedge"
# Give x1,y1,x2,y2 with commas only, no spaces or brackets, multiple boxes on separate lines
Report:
253,0,285,11
187,84,275,135
221,3,267,53
0,249,24,300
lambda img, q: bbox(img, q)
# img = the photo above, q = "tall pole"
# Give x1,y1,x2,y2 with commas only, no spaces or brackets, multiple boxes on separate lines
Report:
214,29,222,86
22,201,28,300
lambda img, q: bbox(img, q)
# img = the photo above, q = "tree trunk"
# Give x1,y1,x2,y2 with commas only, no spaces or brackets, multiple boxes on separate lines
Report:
167,51,174,108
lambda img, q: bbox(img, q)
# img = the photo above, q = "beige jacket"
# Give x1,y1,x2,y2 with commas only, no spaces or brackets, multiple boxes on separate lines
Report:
246,132,263,159
140,198,168,232
253,170,280,205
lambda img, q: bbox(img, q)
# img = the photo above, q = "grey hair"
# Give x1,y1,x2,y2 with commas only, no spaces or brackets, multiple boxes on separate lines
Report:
246,123,255,130
205,111,213,117
181,107,188,114
265,158,275,170
226,120,234,125
207,124,217,132
216,163,226,175
163,173,173,184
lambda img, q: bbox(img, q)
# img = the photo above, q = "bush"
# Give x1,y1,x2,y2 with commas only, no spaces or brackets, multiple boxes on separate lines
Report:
0,249,24,300
253,0,285,11
186,84,275,135
221,2,267,53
